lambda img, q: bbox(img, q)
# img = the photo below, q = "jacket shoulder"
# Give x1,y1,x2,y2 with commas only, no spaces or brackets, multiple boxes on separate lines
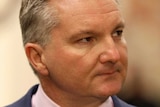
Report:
112,96,137,107
5,85,39,107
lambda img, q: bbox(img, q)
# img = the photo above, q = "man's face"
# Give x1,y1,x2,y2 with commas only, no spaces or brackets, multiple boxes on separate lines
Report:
42,0,127,98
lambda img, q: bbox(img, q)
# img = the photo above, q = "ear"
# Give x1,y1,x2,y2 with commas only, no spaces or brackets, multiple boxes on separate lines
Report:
25,43,49,76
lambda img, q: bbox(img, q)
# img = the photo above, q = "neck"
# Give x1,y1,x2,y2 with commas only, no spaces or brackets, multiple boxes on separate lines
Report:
40,78,108,107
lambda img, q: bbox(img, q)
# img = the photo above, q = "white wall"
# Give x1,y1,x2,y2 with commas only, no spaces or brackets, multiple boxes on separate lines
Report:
0,1,38,106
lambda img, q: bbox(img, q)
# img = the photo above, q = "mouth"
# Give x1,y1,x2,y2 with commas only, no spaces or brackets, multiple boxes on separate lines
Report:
97,65,121,76
98,70,117,76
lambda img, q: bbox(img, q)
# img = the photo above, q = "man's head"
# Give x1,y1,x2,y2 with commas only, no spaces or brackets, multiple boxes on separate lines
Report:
20,0,127,106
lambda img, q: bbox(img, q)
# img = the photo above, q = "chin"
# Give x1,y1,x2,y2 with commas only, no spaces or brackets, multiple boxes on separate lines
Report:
95,81,123,98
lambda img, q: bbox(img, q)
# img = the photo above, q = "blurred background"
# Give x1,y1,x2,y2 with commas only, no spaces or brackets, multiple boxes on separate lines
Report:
0,0,39,106
0,0,160,107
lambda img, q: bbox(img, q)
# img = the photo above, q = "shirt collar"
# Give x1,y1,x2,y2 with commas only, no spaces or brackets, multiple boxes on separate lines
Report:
99,96,114,107
32,85,114,107
32,85,60,107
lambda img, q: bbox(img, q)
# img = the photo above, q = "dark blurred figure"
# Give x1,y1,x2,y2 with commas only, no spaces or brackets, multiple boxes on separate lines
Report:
118,65,157,107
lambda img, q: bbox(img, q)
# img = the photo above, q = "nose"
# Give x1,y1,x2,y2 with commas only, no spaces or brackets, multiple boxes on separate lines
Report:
99,39,120,64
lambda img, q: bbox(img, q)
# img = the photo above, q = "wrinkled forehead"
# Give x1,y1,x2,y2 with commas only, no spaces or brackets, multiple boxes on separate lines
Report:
53,0,119,15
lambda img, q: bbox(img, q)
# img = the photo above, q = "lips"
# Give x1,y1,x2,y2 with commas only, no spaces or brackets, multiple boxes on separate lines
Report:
96,64,122,75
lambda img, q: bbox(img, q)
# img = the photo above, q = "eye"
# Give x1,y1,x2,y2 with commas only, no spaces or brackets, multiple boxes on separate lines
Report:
78,37,95,43
112,29,123,38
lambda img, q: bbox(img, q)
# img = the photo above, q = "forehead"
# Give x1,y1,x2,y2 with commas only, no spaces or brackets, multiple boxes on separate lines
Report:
53,0,119,15
50,0,123,35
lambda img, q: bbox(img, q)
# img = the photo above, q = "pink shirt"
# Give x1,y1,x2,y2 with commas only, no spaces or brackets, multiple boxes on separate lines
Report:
32,85,114,107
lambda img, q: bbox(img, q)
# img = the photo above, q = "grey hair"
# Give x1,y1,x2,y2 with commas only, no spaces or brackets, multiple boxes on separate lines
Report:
19,0,59,47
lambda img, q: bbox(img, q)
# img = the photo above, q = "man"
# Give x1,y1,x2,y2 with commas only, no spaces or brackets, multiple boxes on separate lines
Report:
7,0,135,107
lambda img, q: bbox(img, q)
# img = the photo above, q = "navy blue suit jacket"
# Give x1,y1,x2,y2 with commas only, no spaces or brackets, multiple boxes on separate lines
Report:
6,85,136,107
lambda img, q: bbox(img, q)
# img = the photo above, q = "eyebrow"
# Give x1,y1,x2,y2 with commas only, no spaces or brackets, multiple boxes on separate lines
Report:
114,21,125,30
67,19,125,42
115,0,119,4
69,22,125,38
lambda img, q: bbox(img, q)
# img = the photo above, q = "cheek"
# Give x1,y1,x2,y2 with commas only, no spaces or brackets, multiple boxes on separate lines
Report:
44,48,97,92
121,46,128,68
120,49,128,66
117,42,128,66
45,48,90,77
118,44,128,79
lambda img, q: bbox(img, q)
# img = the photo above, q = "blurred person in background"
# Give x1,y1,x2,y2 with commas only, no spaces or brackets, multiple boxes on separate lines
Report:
6,0,135,107
118,65,156,107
